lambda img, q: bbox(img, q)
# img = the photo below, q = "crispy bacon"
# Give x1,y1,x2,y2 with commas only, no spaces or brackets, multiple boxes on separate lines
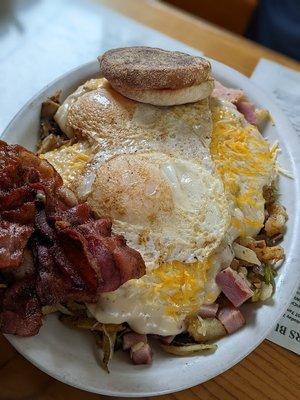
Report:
4,248,35,281
0,276,43,336
0,140,146,336
56,218,145,294
1,202,37,225
50,203,91,226
0,221,33,269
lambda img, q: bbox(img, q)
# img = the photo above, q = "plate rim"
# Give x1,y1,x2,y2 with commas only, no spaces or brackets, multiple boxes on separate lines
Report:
2,57,300,397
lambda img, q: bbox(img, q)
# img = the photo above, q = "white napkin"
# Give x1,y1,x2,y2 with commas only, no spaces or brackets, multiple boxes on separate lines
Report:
252,59,300,355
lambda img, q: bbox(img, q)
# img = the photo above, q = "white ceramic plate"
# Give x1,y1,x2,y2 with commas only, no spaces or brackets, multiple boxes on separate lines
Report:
2,59,300,397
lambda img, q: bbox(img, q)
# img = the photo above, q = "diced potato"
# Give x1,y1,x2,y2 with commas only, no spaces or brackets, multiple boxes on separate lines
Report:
255,108,270,131
230,258,240,270
37,134,67,154
187,317,226,342
263,184,277,205
233,242,261,266
247,240,284,263
261,245,284,262
265,203,288,237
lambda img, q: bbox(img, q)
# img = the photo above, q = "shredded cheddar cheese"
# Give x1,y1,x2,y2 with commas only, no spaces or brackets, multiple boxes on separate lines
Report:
210,105,276,236
146,259,212,317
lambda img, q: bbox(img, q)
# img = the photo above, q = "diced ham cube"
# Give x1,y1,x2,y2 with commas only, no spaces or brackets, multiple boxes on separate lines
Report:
217,302,245,334
212,80,244,104
216,267,253,307
130,343,153,365
123,332,147,350
236,101,257,125
159,335,175,345
198,303,219,318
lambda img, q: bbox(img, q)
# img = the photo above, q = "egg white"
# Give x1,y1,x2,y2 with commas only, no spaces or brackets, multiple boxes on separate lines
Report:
88,151,230,266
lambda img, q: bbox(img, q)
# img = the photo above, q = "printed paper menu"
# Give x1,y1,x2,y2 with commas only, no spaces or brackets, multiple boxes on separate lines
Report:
252,59,300,354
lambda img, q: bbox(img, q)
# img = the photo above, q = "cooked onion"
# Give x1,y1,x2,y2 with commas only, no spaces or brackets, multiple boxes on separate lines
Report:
42,305,58,315
187,317,226,342
260,282,273,301
59,315,124,333
56,303,74,316
160,343,217,355
233,242,261,266
100,325,117,373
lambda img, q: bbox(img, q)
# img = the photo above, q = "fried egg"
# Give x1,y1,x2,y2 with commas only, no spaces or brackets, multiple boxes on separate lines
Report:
51,78,230,265
43,79,276,335
88,152,229,265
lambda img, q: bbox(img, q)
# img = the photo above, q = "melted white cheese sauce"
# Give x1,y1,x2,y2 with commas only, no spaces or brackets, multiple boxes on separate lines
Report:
88,244,234,335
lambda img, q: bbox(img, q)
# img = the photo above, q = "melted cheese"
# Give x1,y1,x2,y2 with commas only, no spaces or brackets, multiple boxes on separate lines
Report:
41,141,94,189
210,100,276,238
87,244,233,335
149,259,211,317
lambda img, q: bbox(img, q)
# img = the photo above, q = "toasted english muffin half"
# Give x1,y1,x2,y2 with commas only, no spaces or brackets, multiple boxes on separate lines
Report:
99,46,214,106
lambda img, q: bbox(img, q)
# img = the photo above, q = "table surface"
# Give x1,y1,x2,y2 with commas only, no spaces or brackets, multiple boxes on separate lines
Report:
1,1,299,399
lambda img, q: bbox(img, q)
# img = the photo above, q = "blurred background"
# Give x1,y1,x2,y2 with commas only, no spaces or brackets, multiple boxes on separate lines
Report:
0,0,199,132
163,0,300,61
0,0,299,133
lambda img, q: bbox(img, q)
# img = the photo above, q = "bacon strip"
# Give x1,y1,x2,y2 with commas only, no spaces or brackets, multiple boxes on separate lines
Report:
0,276,43,336
0,221,33,269
0,140,146,336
